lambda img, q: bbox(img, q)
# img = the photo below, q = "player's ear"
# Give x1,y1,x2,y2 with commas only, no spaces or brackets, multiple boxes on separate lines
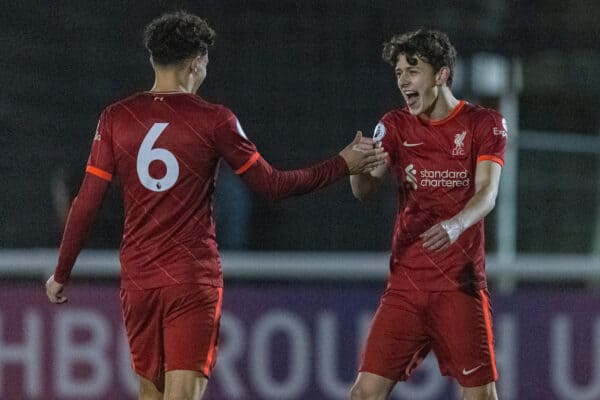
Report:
435,66,450,86
189,57,199,73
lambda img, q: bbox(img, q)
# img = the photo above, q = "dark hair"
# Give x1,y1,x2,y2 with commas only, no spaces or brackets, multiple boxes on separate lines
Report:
144,11,216,66
382,29,457,86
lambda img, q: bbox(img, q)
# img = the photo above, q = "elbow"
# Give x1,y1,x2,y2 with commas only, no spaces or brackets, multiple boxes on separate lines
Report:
487,198,497,215
350,176,376,202
352,187,369,202
483,191,498,216
352,186,379,202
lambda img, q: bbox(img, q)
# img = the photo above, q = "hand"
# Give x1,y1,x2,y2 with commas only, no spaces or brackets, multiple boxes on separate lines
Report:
339,131,388,175
420,217,464,252
46,275,68,304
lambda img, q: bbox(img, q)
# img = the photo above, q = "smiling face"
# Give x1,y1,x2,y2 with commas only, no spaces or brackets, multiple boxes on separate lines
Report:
395,53,446,117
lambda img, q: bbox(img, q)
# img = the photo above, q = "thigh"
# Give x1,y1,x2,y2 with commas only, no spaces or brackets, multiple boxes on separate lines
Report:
359,290,431,382
121,288,164,388
162,284,223,377
429,289,498,387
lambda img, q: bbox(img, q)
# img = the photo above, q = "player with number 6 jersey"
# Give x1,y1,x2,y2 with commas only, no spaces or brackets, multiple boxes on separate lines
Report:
45,11,386,400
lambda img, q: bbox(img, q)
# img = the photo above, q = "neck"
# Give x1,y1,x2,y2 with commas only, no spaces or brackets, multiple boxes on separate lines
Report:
420,86,459,122
150,69,196,94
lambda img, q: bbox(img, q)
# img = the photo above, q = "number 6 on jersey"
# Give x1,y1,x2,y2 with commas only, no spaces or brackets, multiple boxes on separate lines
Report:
136,122,179,192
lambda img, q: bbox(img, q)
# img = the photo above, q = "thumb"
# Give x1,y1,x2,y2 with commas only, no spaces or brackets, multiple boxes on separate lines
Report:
352,131,363,144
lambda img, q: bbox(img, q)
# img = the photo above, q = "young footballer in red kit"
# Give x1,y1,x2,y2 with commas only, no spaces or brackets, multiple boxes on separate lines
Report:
45,11,386,400
349,30,506,400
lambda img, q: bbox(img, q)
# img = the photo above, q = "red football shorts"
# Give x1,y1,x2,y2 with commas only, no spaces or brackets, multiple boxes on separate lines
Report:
359,288,498,387
120,284,223,387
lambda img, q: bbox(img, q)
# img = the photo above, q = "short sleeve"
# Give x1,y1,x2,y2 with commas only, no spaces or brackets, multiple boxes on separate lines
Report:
374,114,399,167
86,108,115,181
213,108,260,174
473,110,507,167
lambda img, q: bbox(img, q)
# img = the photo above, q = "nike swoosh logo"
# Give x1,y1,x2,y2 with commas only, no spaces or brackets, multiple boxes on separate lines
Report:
402,141,423,147
462,365,484,376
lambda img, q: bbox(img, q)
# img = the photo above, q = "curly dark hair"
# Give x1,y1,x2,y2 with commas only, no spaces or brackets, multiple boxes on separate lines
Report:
144,11,216,66
382,29,457,86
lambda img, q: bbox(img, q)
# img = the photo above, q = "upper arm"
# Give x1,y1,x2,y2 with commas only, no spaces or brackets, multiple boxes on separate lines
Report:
86,108,116,182
474,160,502,197
472,109,507,197
213,109,260,175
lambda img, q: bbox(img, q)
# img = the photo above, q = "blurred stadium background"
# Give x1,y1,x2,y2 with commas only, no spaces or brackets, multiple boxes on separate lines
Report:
2,1,600,399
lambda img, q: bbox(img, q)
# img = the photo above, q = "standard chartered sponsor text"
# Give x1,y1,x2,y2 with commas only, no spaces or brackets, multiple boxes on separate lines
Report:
419,168,470,188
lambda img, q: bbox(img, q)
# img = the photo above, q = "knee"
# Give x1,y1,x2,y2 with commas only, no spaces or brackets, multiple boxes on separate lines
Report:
350,383,366,400
462,383,498,400
350,382,382,400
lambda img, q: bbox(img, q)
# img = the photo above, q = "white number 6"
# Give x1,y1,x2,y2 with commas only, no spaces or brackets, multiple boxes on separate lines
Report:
136,122,179,192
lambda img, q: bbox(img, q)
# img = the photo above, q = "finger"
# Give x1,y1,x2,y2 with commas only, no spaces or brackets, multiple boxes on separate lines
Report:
352,143,375,152
363,160,386,170
361,162,382,172
353,131,363,144
424,234,448,251
420,225,441,239
358,147,382,156
422,230,445,248
365,149,388,162
47,292,59,303
434,242,452,252
424,238,445,251
56,295,68,304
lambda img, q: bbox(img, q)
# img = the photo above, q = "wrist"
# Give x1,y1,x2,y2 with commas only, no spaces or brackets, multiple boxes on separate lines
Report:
335,154,350,175
441,216,465,243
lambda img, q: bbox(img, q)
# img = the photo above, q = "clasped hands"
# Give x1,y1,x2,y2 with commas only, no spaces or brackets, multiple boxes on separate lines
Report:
339,131,387,175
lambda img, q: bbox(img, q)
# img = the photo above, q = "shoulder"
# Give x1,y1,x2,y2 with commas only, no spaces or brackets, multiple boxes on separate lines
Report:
381,106,412,124
462,103,504,124
187,95,237,123
378,107,414,135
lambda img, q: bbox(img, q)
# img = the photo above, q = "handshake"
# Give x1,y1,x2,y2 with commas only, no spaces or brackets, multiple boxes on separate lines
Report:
339,131,387,175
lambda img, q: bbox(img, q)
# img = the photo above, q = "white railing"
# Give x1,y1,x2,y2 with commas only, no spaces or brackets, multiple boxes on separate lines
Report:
2,249,599,292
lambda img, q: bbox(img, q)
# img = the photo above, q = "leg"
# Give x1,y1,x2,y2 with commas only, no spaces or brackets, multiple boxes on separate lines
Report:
461,382,498,400
138,375,163,400
164,370,208,400
121,289,166,397
162,285,222,400
353,290,431,400
350,372,395,400
428,290,498,395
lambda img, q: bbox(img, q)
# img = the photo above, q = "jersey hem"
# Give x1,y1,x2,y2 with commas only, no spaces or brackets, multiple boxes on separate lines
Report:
120,277,223,291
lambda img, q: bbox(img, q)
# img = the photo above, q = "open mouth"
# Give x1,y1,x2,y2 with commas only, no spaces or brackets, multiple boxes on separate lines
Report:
403,91,420,108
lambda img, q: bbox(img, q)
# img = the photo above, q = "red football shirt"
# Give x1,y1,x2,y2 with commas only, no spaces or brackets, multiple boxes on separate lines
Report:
54,91,348,289
377,101,507,291
88,92,261,289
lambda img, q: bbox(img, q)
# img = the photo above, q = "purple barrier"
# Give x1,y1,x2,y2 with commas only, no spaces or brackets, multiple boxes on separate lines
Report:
0,282,597,400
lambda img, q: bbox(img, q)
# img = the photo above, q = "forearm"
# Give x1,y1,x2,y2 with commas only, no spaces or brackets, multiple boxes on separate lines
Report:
241,155,348,201
350,159,387,201
350,173,383,201
54,175,108,284
450,186,497,231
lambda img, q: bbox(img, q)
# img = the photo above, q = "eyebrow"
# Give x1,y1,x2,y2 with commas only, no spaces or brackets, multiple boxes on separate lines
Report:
395,66,419,73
